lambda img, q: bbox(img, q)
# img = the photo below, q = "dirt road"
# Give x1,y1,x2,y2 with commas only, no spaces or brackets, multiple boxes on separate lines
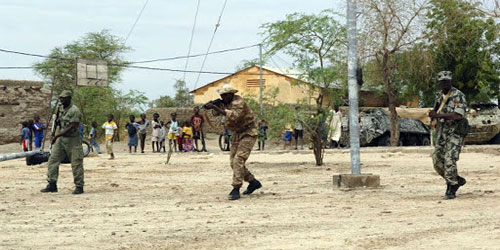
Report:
1,141,499,250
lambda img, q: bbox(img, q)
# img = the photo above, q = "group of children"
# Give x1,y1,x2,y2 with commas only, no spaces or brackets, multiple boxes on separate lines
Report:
19,115,46,151
166,112,196,152
122,112,197,154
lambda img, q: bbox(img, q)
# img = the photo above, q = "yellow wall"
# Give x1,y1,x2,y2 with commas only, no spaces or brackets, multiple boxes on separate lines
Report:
192,66,318,105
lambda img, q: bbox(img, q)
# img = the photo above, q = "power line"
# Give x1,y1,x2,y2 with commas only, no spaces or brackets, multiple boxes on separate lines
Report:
0,66,36,69
124,0,150,45
129,44,258,63
0,48,51,59
193,0,229,90
182,0,201,81
0,63,304,77
0,44,259,64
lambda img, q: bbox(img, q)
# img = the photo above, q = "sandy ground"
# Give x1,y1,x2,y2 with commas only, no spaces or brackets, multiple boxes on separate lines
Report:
1,134,500,250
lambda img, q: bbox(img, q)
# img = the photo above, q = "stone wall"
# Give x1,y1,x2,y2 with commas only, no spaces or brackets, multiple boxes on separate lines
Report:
146,107,225,134
0,80,51,144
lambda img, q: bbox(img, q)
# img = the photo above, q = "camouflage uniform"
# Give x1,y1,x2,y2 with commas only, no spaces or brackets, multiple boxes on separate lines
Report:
224,95,257,188
47,102,85,187
432,87,466,185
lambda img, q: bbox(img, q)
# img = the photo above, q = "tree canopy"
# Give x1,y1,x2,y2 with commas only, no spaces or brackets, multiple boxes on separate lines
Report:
33,30,147,138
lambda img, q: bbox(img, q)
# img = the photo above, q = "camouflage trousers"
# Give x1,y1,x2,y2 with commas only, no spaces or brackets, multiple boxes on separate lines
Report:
47,136,85,187
432,128,463,185
230,133,257,188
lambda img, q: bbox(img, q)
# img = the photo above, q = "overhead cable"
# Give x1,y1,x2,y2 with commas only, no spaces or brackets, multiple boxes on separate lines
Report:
124,0,150,45
0,44,259,64
193,0,229,89
182,0,201,81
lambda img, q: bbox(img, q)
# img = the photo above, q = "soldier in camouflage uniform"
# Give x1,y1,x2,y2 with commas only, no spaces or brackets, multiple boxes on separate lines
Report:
429,71,467,200
41,90,85,195
205,84,262,200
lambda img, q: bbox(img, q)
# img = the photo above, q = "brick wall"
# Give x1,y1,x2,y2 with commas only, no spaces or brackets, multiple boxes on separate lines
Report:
0,80,51,144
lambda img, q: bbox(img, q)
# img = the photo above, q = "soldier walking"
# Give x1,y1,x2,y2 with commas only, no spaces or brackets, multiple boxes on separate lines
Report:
204,84,262,200
428,71,467,200
41,90,85,195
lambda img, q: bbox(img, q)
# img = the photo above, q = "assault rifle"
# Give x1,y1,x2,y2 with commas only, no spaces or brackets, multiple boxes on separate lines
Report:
50,102,61,150
201,98,224,110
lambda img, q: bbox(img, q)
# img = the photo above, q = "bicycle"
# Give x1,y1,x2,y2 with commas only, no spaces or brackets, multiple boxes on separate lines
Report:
219,128,231,151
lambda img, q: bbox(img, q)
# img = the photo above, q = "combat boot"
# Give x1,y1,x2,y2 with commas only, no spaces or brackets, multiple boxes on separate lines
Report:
457,176,467,189
228,188,240,200
445,184,459,199
40,182,57,193
72,187,84,195
242,179,262,195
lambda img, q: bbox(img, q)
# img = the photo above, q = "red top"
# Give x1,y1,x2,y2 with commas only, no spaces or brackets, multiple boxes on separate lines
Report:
191,114,205,132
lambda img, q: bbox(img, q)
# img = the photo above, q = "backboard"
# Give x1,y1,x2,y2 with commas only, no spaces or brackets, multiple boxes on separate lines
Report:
76,59,108,87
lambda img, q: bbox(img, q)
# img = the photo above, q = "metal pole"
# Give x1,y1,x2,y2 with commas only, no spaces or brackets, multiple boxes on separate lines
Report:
0,150,41,162
259,43,264,117
41,62,56,151
347,0,361,174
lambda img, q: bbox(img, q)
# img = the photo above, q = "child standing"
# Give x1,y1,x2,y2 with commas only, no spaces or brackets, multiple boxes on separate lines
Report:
88,121,101,154
137,113,150,153
257,119,268,151
160,121,167,153
167,113,179,152
282,124,293,150
102,114,118,160
151,113,161,153
20,121,31,152
125,115,139,153
182,121,195,152
32,115,46,150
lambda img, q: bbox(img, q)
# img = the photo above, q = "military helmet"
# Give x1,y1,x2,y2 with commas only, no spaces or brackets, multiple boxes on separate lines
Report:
59,90,73,98
437,71,452,81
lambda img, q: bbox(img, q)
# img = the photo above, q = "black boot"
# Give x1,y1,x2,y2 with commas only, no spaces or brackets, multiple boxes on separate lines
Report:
72,186,84,195
445,184,458,199
40,182,57,193
242,179,262,195
228,188,240,200
457,176,467,188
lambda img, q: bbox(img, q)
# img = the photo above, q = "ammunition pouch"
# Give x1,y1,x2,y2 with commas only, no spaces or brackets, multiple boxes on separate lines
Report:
454,118,470,137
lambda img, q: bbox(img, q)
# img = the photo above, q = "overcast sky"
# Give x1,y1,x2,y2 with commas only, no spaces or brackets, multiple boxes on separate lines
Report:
0,0,344,100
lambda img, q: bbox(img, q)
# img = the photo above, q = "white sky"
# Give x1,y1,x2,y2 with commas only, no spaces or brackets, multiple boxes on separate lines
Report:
0,0,345,100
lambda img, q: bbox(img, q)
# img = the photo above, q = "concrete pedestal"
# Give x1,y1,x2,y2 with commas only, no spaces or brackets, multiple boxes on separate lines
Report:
333,174,380,188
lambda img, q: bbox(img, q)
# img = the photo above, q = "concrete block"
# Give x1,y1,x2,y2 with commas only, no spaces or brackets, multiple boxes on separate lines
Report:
333,174,380,188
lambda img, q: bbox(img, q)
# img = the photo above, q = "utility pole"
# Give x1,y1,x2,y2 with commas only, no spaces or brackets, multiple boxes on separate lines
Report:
347,0,361,174
259,43,264,116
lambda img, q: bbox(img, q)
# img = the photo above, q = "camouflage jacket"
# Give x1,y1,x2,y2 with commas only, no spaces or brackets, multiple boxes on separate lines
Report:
434,87,467,130
58,102,82,138
224,95,257,136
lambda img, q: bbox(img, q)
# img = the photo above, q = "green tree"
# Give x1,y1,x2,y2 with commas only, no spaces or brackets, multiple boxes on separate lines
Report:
149,95,177,108
426,0,500,104
150,79,194,108
261,10,346,165
358,0,428,146
33,30,148,138
173,79,193,107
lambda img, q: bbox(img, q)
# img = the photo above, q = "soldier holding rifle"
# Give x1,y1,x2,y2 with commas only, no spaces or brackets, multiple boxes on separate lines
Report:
203,84,262,200
429,71,468,200
40,90,85,195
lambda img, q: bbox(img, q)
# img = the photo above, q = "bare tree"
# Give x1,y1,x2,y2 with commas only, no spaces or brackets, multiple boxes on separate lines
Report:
477,0,500,18
358,0,429,146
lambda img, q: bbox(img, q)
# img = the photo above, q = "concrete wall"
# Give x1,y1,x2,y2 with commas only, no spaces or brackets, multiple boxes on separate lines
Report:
0,80,51,144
